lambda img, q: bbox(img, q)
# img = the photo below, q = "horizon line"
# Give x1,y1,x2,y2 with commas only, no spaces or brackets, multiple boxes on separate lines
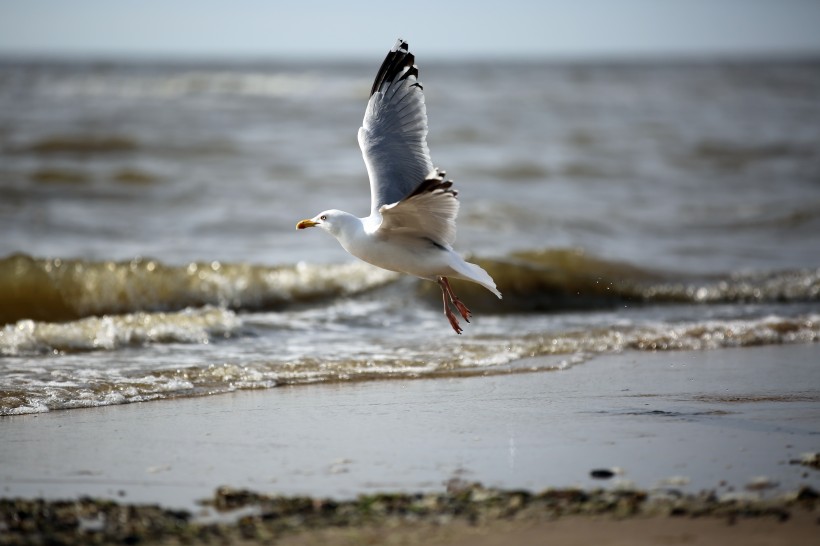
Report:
2,47,819,65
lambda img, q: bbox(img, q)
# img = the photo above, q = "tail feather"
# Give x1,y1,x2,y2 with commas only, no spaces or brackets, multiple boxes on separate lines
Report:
455,261,502,299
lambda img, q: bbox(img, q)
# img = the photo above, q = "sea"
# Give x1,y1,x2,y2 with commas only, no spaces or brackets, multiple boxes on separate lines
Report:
1,56,818,415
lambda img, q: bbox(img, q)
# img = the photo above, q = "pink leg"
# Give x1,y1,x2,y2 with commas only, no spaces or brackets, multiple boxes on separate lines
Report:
437,277,463,334
440,277,472,322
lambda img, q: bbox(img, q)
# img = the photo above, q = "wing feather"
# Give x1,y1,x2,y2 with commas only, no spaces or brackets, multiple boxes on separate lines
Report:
377,169,458,249
359,39,434,216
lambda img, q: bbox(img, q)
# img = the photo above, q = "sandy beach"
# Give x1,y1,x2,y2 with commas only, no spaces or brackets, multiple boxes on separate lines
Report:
2,343,818,543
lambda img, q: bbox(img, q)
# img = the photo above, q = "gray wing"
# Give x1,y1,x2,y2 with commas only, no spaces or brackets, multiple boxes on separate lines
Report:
358,39,434,216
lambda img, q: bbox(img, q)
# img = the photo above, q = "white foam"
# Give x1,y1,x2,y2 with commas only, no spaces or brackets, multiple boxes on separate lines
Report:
0,306,242,356
2,311,817,416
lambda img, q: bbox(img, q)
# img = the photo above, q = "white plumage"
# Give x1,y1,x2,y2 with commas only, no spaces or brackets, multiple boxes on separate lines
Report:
297,39,501,334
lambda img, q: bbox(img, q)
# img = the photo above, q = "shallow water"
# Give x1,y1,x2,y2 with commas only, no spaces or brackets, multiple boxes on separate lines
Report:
0,57,818,415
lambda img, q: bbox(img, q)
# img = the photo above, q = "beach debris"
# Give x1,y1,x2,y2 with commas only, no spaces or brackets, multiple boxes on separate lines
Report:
326,458,353,474
612,479,638,491
445,477,475,494
719,491,762,503
745,476,779,491
1,483,816,544
789,452,820,470
656,476,690,487
145,464,172,474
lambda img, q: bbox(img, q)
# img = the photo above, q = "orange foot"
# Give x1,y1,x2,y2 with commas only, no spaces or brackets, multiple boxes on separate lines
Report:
444,305,463,335
441,277,471,322
438,276,471,334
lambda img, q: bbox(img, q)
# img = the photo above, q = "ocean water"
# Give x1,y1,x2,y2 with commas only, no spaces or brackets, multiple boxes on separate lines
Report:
0,58,818,415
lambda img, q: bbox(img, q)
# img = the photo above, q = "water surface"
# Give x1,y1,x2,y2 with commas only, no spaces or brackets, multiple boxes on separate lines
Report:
1,58,818,414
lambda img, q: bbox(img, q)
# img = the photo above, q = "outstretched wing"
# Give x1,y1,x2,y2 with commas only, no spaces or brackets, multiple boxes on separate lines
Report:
359,39,434,216
377,169,458,249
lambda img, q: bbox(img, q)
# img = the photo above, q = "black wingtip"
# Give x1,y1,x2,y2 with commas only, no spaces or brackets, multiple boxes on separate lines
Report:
369,39,421,97
408,168,457,199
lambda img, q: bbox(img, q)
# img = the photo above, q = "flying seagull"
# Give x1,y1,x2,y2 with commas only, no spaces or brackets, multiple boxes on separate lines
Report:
296,39,501,334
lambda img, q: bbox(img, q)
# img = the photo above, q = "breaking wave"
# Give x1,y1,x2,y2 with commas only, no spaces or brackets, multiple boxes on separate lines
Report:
2,251,818,326
429,249,820,311
0,254,398,325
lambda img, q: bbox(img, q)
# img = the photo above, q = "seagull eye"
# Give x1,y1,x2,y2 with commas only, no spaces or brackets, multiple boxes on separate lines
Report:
320,215,327,221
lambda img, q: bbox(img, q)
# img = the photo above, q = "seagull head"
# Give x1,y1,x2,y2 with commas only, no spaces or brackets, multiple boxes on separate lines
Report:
296,209,357,237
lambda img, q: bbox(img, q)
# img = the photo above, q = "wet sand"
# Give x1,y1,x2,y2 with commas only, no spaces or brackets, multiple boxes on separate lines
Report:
2,343,819,542
274,514,820,546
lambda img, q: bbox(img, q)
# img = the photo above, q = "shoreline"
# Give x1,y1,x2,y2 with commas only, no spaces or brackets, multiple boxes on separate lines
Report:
2,481,819,545
3,344,818,508
2,343,819,542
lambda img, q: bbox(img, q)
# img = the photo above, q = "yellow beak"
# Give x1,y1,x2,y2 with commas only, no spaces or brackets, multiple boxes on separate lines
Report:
296,219,318,230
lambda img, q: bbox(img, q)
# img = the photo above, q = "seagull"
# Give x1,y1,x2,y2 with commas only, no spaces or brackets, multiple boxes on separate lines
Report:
296,39,501,334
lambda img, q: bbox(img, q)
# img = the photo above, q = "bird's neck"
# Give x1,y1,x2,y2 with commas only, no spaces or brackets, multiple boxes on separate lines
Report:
329,212,365,245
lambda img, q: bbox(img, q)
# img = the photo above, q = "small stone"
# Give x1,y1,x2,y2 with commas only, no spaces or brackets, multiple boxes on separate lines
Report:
590,469,616,479
795,486,819,501
745,476,778,491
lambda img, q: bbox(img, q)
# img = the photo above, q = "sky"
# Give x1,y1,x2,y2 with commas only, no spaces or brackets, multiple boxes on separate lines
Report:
1,0,819,60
